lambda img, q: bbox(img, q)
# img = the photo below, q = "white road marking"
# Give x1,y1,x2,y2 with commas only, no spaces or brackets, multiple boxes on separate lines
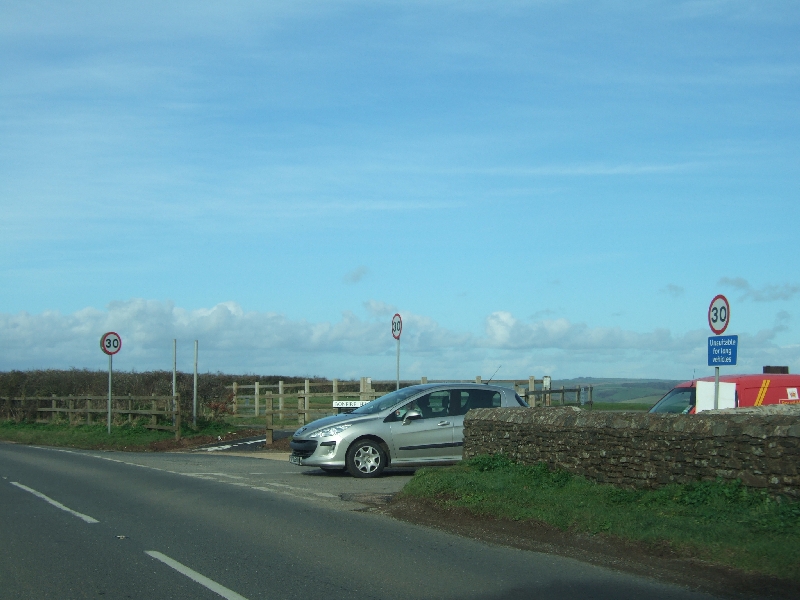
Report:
186,473,244,479
10,482,99,524
28,446,352,508
145,551,249,600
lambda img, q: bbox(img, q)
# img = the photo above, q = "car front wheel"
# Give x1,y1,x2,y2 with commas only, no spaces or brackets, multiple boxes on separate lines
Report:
346,440,386,478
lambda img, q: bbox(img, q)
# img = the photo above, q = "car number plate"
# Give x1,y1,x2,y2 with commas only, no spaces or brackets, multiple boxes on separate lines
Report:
289,455,302,465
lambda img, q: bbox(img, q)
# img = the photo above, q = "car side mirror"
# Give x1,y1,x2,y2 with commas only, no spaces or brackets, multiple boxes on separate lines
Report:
403,410,422,424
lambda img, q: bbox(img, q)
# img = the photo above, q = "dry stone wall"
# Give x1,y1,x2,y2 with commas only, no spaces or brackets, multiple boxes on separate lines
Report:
463,407,800,497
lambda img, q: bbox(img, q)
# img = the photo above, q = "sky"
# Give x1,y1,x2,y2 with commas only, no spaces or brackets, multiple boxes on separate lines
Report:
1,1,798,381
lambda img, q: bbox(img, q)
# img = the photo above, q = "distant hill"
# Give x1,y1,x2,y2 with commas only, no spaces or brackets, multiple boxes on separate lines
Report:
549,377,680,406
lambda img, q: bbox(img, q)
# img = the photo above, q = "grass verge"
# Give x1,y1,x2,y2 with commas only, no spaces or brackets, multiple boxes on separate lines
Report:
0,419,249,451
401,454,800,581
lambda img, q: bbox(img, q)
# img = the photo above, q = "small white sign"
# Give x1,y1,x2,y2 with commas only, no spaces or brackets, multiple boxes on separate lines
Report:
333,400,369,408
787,388,799,401
696,381,736,412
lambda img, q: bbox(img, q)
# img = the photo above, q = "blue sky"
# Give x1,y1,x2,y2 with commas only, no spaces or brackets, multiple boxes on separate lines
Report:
1,1,798,380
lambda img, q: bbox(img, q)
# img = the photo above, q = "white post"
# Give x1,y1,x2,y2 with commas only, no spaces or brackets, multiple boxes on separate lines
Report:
714,366,720,410
396,338,400,390
172,339,177,425
278,380,284,421
254,381,260,417
107,354,112,434
193,340,198,427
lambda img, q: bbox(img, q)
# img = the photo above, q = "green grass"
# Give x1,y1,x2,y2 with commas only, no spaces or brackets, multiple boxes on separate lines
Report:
0,419,237,451
401,454,800,581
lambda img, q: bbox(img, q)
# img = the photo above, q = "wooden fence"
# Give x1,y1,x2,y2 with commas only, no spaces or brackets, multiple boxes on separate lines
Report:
226,376,594,442
0,394,182,440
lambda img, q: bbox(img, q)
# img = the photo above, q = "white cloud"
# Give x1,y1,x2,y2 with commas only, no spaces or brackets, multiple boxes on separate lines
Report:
719,277,800,302
1,300,798,379
363,300,397,317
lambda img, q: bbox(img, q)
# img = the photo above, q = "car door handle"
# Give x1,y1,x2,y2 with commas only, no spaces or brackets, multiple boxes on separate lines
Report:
437,421,450,426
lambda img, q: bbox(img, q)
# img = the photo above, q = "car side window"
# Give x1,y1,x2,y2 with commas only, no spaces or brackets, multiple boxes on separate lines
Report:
420,391,449,418
451,389,502,415
387,399,419,422
448,391,470,416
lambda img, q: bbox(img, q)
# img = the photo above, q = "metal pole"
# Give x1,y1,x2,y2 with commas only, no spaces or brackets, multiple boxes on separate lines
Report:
193,340,198,427
107,354,112,434
172,339,177,425
396,338,400,390
714,366,720,410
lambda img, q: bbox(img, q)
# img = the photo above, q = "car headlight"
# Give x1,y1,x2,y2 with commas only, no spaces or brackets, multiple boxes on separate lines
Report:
308,423,353,438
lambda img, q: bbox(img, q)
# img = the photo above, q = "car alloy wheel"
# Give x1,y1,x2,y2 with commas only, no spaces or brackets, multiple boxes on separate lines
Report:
346,440,386,478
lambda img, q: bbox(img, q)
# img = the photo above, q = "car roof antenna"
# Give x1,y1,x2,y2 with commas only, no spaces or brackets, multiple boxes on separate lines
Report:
486,365,501,384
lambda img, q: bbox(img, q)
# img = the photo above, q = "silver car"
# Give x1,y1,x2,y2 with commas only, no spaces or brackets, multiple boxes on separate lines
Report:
289,383,529,477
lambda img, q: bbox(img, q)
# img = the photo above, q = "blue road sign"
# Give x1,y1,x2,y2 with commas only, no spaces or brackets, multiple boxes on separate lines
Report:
708,335,738,366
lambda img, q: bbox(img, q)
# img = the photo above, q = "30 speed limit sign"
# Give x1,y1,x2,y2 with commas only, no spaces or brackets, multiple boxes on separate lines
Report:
708,295,730,335
391,314,402,340
100,332,122,355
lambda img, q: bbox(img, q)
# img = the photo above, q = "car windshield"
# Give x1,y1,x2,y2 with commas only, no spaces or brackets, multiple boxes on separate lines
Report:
649,387,696,414
350,387,422,415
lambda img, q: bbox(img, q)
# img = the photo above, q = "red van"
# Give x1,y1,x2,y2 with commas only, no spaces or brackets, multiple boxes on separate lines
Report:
649,374,800,414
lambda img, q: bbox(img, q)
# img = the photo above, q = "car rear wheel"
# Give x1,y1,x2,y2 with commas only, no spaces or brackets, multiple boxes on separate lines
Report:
346,440,386,478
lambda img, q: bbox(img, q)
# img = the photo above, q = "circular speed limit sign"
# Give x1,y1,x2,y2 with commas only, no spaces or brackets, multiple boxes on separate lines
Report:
708,295,730,335
391,313,402,340
100,332,122,355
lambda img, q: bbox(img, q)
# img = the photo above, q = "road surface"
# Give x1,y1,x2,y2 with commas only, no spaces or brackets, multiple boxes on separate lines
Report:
0,441,718,600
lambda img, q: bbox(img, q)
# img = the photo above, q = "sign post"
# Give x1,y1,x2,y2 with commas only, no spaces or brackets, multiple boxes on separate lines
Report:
707,295,733,410
392,314,402,390
100,332,122,434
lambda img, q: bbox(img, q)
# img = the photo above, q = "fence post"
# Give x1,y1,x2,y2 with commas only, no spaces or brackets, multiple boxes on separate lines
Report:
174,394,181,441
51,397,57,423
68,398,75,425
265,391,274,434
128,395,133,424
254,381,260,417
232,382,238,415
332,379,338,407
543,376,551,406
297,382,306,427
151,394,157,427
528,376,536,407
85,396,91,424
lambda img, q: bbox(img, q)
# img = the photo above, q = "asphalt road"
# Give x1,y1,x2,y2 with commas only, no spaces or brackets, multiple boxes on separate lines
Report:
0,442,719,600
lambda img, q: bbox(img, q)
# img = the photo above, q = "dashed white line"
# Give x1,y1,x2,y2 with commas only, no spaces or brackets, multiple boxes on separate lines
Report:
145,551,249,600
10,482,99,524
